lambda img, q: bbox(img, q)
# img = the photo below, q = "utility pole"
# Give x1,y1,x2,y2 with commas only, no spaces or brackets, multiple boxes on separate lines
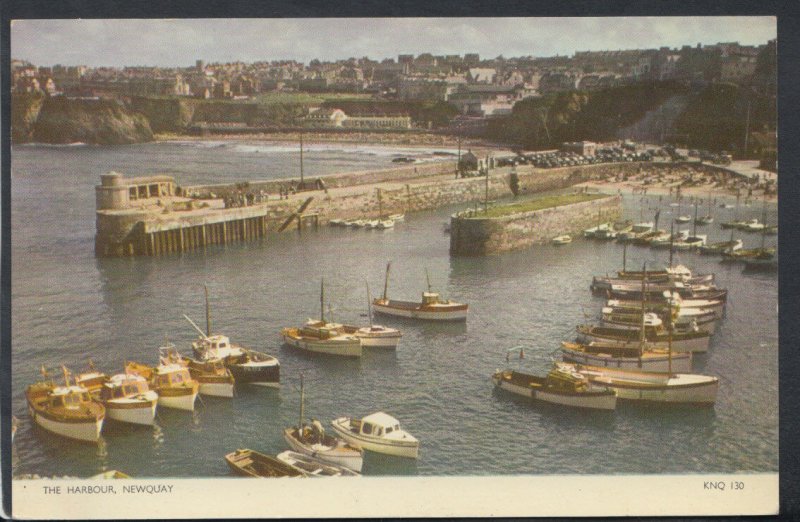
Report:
743,100,751,158
456,135,462,179
299,132,305,189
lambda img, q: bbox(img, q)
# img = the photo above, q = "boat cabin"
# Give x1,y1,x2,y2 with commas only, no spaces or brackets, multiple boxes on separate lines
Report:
49,386,94,409
154,365,193,388
354,412,402,438
546,364,589,392
421,292,444,306
100,375,149,401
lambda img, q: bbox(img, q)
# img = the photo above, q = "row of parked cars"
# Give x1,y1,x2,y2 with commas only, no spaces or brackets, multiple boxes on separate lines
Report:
497,149,653,169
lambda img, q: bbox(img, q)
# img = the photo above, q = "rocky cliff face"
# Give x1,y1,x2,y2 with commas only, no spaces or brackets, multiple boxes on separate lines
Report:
21,96,153,145
11,93,46,143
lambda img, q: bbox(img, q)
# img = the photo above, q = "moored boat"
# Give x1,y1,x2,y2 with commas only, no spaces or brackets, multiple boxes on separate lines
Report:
26,367,105,442
331,412,419,459
283,374,364,472
572,364,719,406
577,323,710,353
96,373,158,426
186,291,281,388
560,340,692,372
340,282,402,349
160,343,235,398
491,363,617,410
224,448,307,478
276,451,360,477
551,234,572,245
125,360,199,411
372,263,468,321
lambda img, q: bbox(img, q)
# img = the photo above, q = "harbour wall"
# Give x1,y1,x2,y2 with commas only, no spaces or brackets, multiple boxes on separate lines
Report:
449,195,622,256
96,161,656,257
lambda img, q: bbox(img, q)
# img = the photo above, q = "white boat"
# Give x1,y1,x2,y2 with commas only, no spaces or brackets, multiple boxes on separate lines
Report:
125,360,199,411
675,234,706,250
583,222,611,238
375,219,395,229
551,235,572,245
675,215,691,223
331,412,419,459
573,364,719,405
347,220,366,228
341,282,402,349
577,323,710,353
98,373,158,426
362,220,380,229
372,263,468,322
328,219,346,227
186,297,281,388
492,363,617,411
387,213,405,222
741,219,765,231
160,343,235,398
26,368,105,442
283,320,362,357
276,451,360,477
651,230,688,248
283,375,364,472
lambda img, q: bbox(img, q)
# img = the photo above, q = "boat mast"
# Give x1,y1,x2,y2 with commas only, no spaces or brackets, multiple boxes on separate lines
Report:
377,188,383,220
667,298,673,376
760,197,767,251
669,222,674,269
383,262,391,301
204,284,211,336
425,268,432,294
639,264,647,361
299,373,305,430
692,202,698,237
366,282,373,328
299,133,304,189
622,243,627,273
320,279,325,324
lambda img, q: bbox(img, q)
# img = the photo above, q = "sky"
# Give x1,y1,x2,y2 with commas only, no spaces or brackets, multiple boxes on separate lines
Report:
11,17,777,67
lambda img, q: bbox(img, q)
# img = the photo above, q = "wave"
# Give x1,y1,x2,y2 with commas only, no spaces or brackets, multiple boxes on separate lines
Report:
16,142,88,148
165,139,460,158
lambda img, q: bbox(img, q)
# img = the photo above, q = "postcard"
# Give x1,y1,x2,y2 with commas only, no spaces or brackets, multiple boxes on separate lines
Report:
6,16,779,518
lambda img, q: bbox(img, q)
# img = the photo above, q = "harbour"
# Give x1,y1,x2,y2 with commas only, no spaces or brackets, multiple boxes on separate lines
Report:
11,140,777,478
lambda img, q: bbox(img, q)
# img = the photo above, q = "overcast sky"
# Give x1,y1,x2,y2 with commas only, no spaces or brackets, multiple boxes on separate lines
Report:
11,17,777,67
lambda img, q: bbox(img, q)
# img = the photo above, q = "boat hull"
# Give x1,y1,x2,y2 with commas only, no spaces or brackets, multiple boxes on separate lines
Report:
372,301,468,322
106,399,158,426
579,367,719,405
560,347,692,373
283,429,364,472
157,389,198,411
491,375,616,411
228,361,280,387
330,419,419,459
198,381,235,398
28,405,104,442
577,329,709,353
283,333,363,357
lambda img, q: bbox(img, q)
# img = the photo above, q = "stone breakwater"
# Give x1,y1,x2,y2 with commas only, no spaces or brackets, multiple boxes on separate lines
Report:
95,161,651,257
449,195,622,256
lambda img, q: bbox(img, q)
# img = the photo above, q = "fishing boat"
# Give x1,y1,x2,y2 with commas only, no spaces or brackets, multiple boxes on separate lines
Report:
276,451,360,477
375,219,395,229
577,323,709,353
26,366,105,442
491,362,617,410
572,364,719,405
283,374,364,472
282,280,363,357
617,221,654,242
699,237,743,255
160,343,235,398
650,229,688,249
695,194,714,225
125,360,199,411
609,293,724,320
331,412,419,459
551,234,572,245
362,220,380,229
372,263,468,321
328,219,346,227
387,213,405,222
721,247,776,262
224,449,307,478
596,220,632,240
740,218,765,232
602,305,718,335
583,222,612,238
96,373,158,426
560,341,692,372
631,229,669,246
187,288,281,387
341,283,401,349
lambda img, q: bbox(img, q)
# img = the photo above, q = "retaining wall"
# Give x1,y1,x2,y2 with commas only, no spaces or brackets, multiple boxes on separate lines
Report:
449,195,622,256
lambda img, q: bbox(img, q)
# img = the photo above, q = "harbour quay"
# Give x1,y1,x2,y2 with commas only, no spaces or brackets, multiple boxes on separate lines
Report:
96,159,697,257
449,193,621,256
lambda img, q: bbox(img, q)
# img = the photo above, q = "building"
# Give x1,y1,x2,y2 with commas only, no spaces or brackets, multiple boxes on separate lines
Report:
304,108,411,129
561,141,597,156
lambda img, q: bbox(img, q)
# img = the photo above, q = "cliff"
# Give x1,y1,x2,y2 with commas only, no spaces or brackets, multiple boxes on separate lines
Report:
11,93,46,143
29,96,153,145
